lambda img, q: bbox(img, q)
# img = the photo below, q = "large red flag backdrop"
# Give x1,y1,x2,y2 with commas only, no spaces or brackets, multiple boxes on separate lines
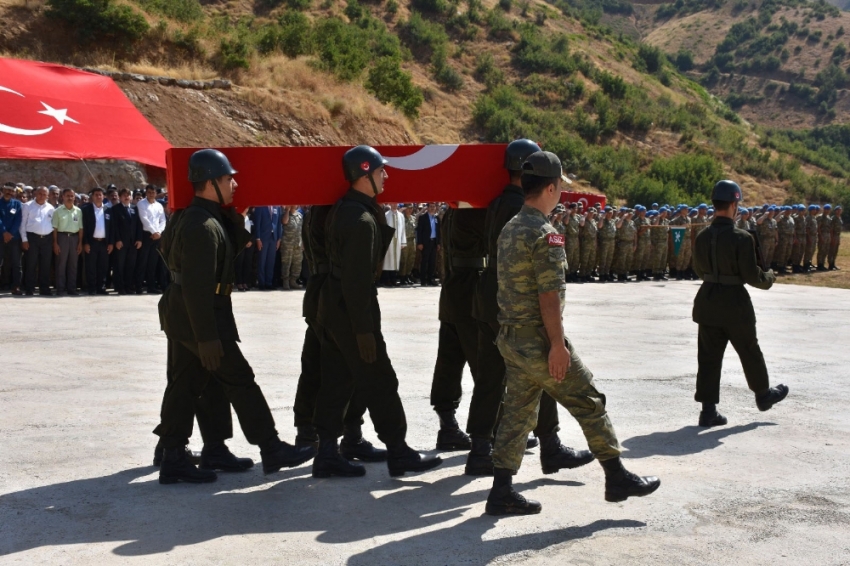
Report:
0,57,171,168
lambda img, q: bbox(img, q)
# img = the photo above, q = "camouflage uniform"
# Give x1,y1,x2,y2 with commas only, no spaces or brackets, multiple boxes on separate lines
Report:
776,213,795,269
650,218,669,276
578,214,598,278
791,210,806,269
669,215,691,272
597,218,617,277
492,205,621,472
817,212,832,267
632,216,651,273
565,213,581,278
756,215,777,270
829,211,843,268
399,212,417,279
804,212,819,267
280,208,303,287
613,218,636,277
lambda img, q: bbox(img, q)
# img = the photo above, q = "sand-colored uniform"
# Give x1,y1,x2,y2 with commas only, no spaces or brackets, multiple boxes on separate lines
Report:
828,213,843,267
817,213,832,267
804,214,819,266
613,219,636,276
597,218,617,277
776,215,795,268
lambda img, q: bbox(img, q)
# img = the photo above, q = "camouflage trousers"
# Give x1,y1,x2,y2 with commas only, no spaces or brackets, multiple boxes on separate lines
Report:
612,241,634,275
399,242,416,277
776,236,792,267
675,242,692,272
804,237,817,265
817,234,832,266
579,240,597,277
760,240,775,270
828,234,841,266
280,243,302,282
492,326,621,472
597,239,615,275
790,238,804,267
632,239,651,271
651,241,668,274
566,242,580,275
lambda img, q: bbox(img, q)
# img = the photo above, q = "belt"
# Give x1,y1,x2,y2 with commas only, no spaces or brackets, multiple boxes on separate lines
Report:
58,231,78,235
314,263,330,275
27,233,51,239
92,238,106,242
701,274,744,285
501,325,543,338
452,257,487,269
170,271,233,295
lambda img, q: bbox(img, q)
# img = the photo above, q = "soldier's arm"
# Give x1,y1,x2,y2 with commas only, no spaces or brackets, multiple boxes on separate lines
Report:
739,232,775,290
532,234,569,380
340,213,378,334
181,223,221,342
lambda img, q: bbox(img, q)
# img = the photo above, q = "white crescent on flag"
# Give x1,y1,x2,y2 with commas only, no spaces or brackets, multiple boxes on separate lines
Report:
384,145,460,171
0,85,54,136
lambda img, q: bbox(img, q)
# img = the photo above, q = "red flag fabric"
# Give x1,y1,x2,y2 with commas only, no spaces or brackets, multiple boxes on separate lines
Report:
0,57,171,168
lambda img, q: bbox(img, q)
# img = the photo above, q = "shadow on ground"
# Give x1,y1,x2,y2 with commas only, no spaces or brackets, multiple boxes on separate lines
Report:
0,453,644,563
621,422,777,458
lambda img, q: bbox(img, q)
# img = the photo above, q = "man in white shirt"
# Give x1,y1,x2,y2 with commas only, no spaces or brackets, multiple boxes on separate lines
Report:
136,184,168,294
20,186,55,295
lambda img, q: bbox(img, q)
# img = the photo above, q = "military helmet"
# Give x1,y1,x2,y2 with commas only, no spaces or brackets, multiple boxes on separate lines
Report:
504,139,542,171
188,149,237,183
711,180,742,203
343,145,388,183
554,203,566,214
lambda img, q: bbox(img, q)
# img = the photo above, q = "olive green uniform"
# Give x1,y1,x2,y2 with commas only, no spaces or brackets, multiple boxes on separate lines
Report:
154,197,277,449
776,214,795,268
613,219,636,276
578,215,598,277
756,216,777,269
692,217,775,404
632,216,651,272
829,213,843,267
597,218,617,277
650,218,669,276
491,206,621,472
804,213,819,266
791,211,806,268
817,213,832,267
565,213,581,278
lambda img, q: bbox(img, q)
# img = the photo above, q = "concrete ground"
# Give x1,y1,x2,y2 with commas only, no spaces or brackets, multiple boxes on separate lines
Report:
0,280,848,565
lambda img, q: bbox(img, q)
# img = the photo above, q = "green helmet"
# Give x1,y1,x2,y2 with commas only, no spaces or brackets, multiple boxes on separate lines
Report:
188,149,237,183
504,139,542,171
711,180,742,202
342,145,388,183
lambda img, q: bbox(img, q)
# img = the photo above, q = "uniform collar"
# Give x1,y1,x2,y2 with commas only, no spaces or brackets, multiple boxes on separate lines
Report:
345,188,381,213
191,196,223,221
712,216,734,226
521,205,548,221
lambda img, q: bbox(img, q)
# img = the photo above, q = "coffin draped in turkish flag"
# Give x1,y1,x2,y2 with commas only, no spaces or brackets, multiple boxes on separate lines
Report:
0,57,171,168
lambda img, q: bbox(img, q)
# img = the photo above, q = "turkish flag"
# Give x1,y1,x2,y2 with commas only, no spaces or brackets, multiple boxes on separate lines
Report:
0,57,171,168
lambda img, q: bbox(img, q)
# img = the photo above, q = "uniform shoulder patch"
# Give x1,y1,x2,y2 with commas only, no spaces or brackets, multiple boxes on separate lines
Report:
546,233,565,247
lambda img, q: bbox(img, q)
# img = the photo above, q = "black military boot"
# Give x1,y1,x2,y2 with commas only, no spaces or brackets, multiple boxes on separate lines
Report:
295,425,319,451
260,436,316,475
539,433,595,474
485,468,542,516
671,268,679,280
698,403,728,428
159,447,217,485
600,457,660,503
817,263,827,271
153,440,200,467
340,425,388,462
526,435,539,449
387,442,442,477
200,442,255,472
756,384,789,412
770,262,778,271
465,438,494,476
313,438,366,478
829,263,837,271
644,269,652,281
435,409,472,450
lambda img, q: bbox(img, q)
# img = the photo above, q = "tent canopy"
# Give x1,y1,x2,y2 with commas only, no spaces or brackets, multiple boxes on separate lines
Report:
0,57,171,168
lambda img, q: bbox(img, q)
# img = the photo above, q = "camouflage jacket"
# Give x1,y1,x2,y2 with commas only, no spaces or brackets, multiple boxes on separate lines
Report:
598,218,617,242
831,213,843,238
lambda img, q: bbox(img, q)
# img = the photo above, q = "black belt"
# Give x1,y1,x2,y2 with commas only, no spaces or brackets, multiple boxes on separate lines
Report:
701,274,744,285
27,233,51,239
170,271,233,295
452,257,487,269
314,263,330,274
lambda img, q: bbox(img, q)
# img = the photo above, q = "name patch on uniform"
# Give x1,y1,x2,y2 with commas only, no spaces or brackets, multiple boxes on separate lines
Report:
547,233,565,247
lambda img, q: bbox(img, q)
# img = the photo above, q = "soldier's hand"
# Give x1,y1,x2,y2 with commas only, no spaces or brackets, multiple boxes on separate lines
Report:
549,343,571,382
198,340,224,372
356,333,377,364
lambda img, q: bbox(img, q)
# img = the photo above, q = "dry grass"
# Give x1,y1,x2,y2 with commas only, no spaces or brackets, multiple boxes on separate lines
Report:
776,232,850,290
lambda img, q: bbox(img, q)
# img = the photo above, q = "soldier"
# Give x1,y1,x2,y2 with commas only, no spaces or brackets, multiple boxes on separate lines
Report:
578,207,598,282
756,207,778,271
692,180,788,428
550,204,566,234
428,202,487,452
312,145,441,478
791,205,807,273
816,204,833,271
650,209,669,281
829,204,843,270
775,206,795,275
735,207,750,231
154,149,314,484
564,203,581,283
484,151,659,516
471,139,591,478
280,205,303,290
613,209,637,282
398,204,417,285
669,206,691,280
632,206,651,281
804,204,820,272
596,207,617,282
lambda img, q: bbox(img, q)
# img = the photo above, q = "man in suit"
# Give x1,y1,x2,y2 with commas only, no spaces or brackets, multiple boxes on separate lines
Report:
111,188,143,295
82,187,114,295
416,202,441,286
252,205,283,290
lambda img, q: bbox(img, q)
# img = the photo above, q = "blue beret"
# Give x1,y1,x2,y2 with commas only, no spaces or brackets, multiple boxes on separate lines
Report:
739,207,748,213
688,209,698,216
651,202,658,207
647,210,658,217
824,203,832,209
708,207,715,212
808,204,818,211
835,204,843,209
698,204,707,210
768,205,776,211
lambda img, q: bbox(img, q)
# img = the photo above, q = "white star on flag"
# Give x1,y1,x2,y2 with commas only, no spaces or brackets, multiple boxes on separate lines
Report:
38,102,79,126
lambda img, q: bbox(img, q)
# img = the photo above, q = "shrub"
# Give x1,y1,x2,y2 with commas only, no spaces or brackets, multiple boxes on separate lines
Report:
648,153,723,201
46,0,149,44
596,70,627,98
498,0,512,11
675,49,694,71
366,57,424,118
133,0,203,22
399,12,449,61
411,0,449,14
386,0,399,14
219,36,252,70
433,48,465,91
278,11,314,58
636,43,664,73
313,17,371,80
474,52,505,86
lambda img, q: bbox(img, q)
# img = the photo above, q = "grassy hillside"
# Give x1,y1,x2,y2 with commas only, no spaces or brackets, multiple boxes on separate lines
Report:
0,0,848,215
